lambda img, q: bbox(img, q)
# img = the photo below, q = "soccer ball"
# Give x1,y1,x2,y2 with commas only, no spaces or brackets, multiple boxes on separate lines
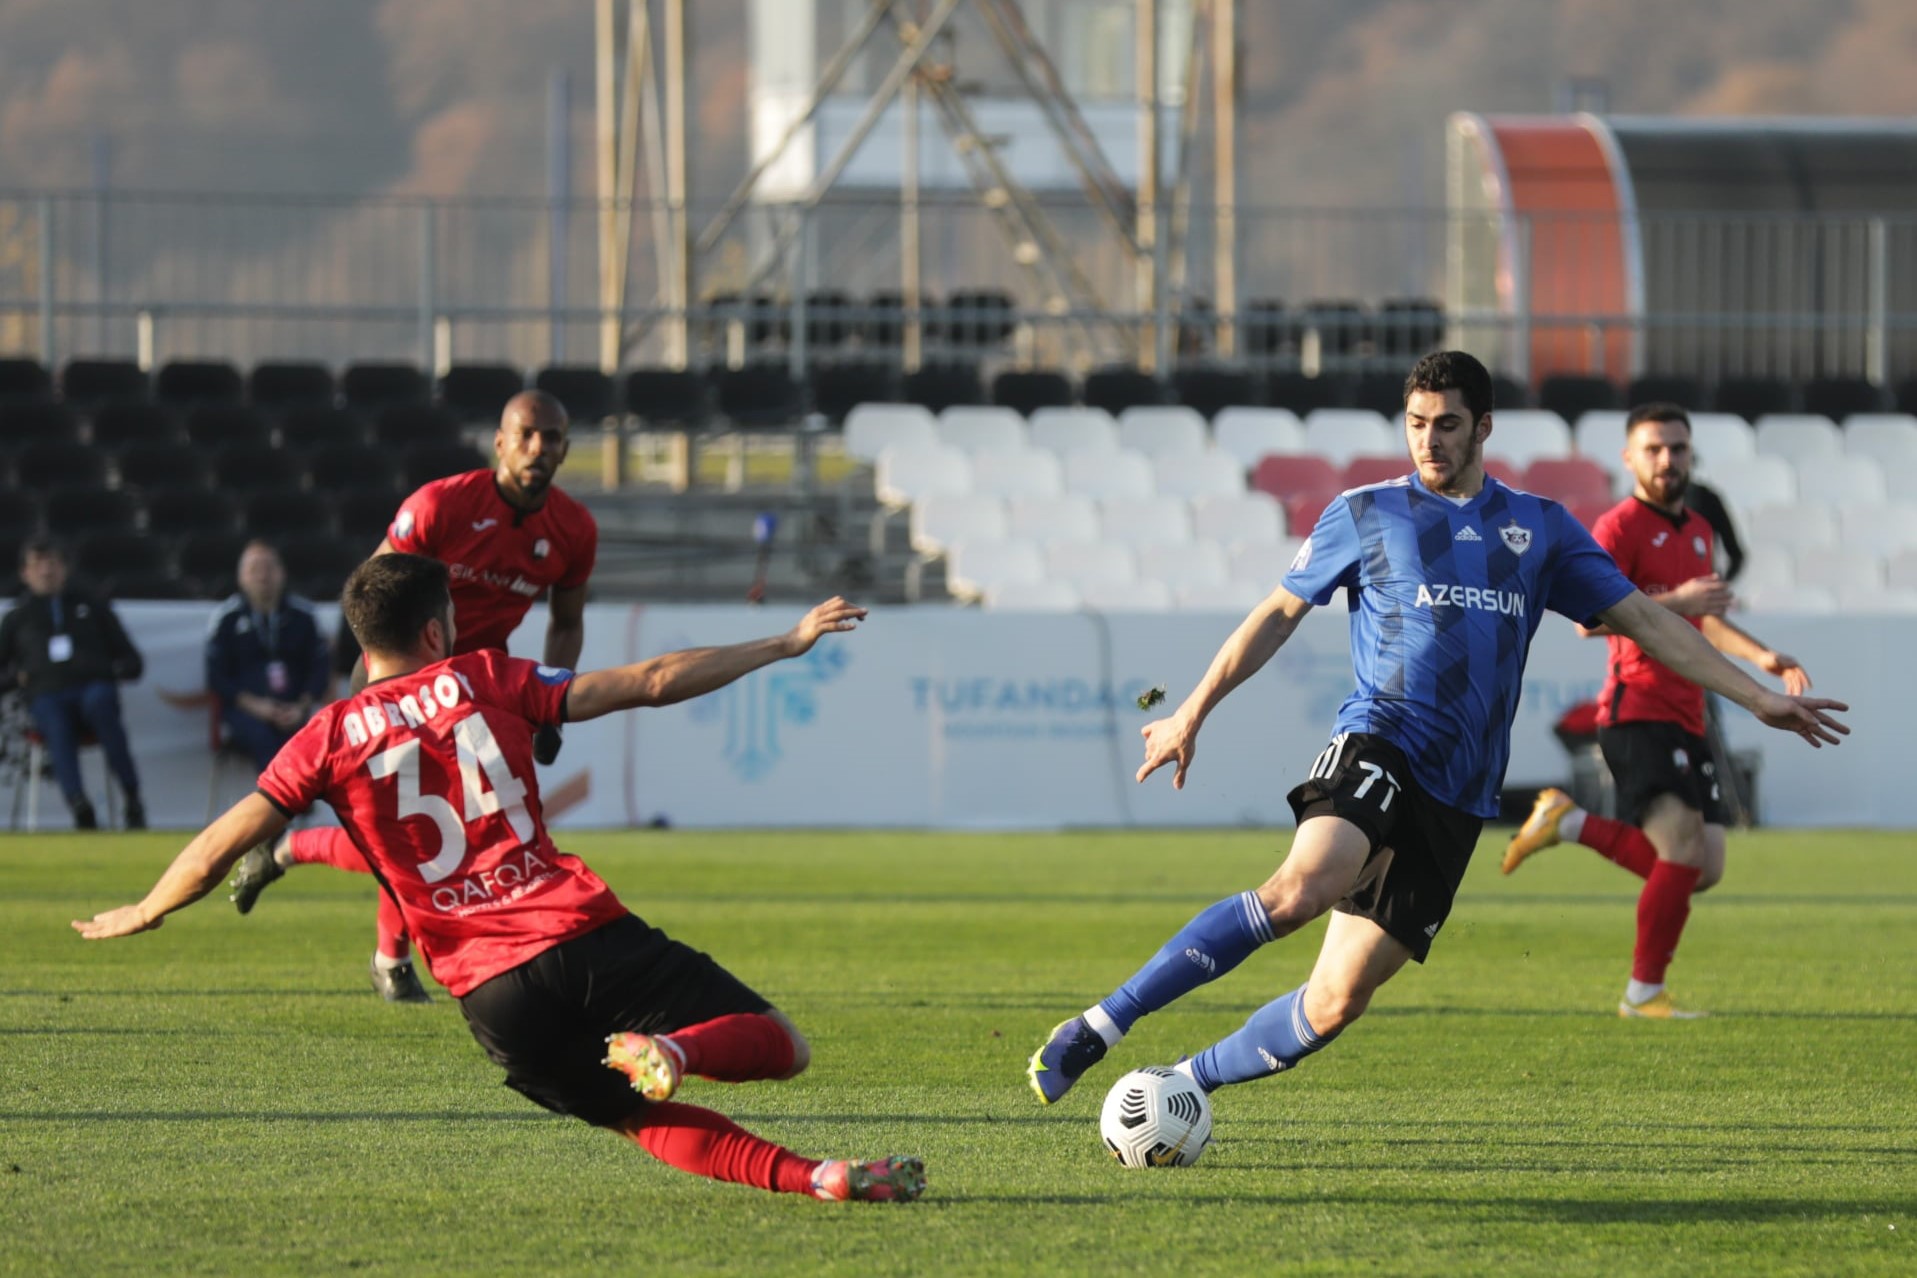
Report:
1099,1066,1213,1168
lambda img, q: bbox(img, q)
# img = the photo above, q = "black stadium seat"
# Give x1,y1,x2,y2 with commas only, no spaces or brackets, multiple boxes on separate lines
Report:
1083,366,1163,415
332,489,401,544
277,404,368,451
810,362,900,424
89,402,181,451
184,404,272,451
1490,373,1531,410
175,533,249,597
804,290,857,349
534,365,618,423
1801,376,1888,421
438,363,525,424
993,369,1076,416
941,290,1017,349
59,359,149,409
1299,299,1366,357
1241,299,1300,359
715,363,803,428
45,488,139,536
17,441,108,489
74,531,170,591
860,290,914,348
400,442,484,490
307,443,400,493
248,361,336,410
0,357,52,402
623,368,710,427
242,488,332,539
1350,371,1407,416
341,361,430,411
1170,366,1258,420
145,486,240,537
154,359,243,407
1370,298,1445,358
373,403,461,449
1538,375,1621,420
0,402,82,450
279,533,364,601
900,362,982,413
115,442,210,492
1264,371,1348,414
1710,375,1797,419
1626,373,1705,411
0,491,41,536
212,443,306,492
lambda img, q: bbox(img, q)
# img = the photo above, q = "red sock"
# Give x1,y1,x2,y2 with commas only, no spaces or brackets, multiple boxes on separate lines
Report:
287,829,413,959
622,1102,818,1195
1576,814,1658,879
1633,860,1702,984
375,890,410,961
664,1013,796,1083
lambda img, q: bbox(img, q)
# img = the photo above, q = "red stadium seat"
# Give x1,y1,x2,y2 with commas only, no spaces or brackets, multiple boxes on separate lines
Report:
1484,458,1523,487
1568,499,1613,530
1282,487,1344,536
1523,457,1614,505
1251,453,1342,501
1341,455,1409,488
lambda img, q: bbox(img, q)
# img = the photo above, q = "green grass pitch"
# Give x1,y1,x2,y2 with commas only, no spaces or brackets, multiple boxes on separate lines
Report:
4,828,1914,1276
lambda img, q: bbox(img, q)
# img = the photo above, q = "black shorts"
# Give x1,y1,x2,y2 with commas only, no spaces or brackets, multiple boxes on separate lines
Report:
1286,733,1485,963
1597,721,1728,827
458,912,773,1128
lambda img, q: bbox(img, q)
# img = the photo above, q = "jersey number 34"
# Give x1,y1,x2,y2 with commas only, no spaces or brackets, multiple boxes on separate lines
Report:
367,715,533,884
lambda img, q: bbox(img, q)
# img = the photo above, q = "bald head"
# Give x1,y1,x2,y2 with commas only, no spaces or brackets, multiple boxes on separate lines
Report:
494,390,570,508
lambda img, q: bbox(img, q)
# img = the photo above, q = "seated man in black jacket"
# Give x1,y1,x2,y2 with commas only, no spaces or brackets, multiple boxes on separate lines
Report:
0,538,146,829
206,541,329,772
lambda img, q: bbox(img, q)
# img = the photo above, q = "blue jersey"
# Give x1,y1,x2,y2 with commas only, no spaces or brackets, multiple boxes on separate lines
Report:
1282,474,1634,817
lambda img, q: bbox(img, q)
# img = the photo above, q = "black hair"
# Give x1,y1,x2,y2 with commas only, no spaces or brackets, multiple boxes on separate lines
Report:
341,553,452,657
1403,350,1495,423
20,536,64,565
1625,401,1692,433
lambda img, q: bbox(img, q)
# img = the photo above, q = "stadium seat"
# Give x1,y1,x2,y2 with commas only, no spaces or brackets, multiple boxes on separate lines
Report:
1174,580,1267,612
1887,548,1917,592
945,537,1045,601
1151,452,1247,500
1735,548,1794,594
1083,367,1163,416
1240,299,1299,359
1097,497,1193,548
0,402,82,450
1753,414,1842,462
1341,455,1408,489
1299,300,1366,357
1251,453,1343,501
534,365,618,423
1841,413,1917,468
1030,407,1119,456
700,292,787,349
1571,410,1629,483
1483,457,1524,488
1061,449,1153,500
1741,583,1836,614
73,531,170,592
400,443,483,490
1688,413,1757,466
1795,545,1884,595
145,487,239,537
1484,409,1573,467
1171,366,1259,421
942,290,1017,349
279,533,365,600
844,404,938,463
1228,539,1307,589
1007,493,1097,543
1522,457,1614,505
247,361,336,410
857,290,908,349
17,441,108,489
1567,499,1613,530
1538,375,1621,420
1744,502,1838,550
1370,298,1445,358
1838,585,1917,614
242,489,332,539
278,405,370,451
437,363,525,423
803,290,856,350
1192,492,1285,546
184,405,272,451
1836,503,1917,557
936,406,1027,456
59,359,148,409
623,367,710,428
900,362,983,413
1045,540,1137,590
1078,578,1172,612
908,493,1007,556
155,360,243,407
213,443,306,492
1800,376,1888,421
175,533,248,593
992,369,1075,417
1281,490,1342,536
0,491,41,536
332,490,402,546
0,357,52,402
1212,407,1305,469
811,362,900,424
1711,376,1797,419
341,362,430,410
1626,373,1705,410
1302,409,1396,466
1491,374,1531,410
115,442,209,492
90,402,181,452
1116,406,1208,457
969,448,1064,500
715,363,803,428
45,488,138,535
983,579,1081,612
1348,371,1407,417
1794,454,1887,506
307,443,400,493
373,403,461,449
1137,541,1229,592
1264,371,1348,414
875,444,972,508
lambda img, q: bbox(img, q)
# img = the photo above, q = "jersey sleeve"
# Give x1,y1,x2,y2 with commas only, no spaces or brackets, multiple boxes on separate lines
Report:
556,508,598,591
387,483,440,554
1280,496,1362,605
1544,504,1637,626
465,650,576,726
256,713,334,817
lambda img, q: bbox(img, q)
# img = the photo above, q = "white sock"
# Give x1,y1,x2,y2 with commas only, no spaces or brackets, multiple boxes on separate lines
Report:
272,836,296,869
1082,1004,1123,1047
1559,807,1587,842
373,951,408,972
1171,1058,1197,1083
1625,979,1663,1006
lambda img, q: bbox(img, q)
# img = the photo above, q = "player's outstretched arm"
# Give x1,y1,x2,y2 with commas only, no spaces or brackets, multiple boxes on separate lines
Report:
1699,613,1812,695
1596,591,1847,746
72,794,291,940
564,597,867,722
1138,586,1314,789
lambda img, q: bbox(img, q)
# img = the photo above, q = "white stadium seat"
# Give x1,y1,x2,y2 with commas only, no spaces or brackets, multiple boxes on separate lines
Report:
1192,492,1285,546
1151,450,1247,499
1078,578,1173,612
1687,412,1757,467
1484,409,1572,467
1754,413,1843,462
1045,540,1137,590
1007,493,1098,543
1029,406,1118,455
1743,501,1838,551
1212,407,1306,469
1063,448,1154,500
1890,549,1917,592
1572,411,1631,490
1841,413,1917,468
1795,545,1885,595
1734,549,1794,594
1117,405,1210,457
936,405,1028,455
844,403,937,463
1839,503,1917,556
1098,496,1193,547
1793,454,1887,506
1740,584,1837,615
984,579,1081,612
1229,539,1307,589
875,444,972,507
945,537,1044,600
1697,455,1795,510
968,447,1063,499
909,493,1007,555
1303,409,1397,465
1836,585,1917,615
1174,581,1268,612
1137,541,1230,592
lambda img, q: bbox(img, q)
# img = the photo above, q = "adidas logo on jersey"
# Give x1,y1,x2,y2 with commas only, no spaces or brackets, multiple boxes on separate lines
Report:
1454,526,1482,542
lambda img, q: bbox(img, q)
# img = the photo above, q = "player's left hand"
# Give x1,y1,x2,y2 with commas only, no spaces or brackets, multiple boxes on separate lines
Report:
1137,714,1199,789
787,597,867,655
1751,690,1849,747
533,723,564,765
1757,650,1811,696
71,905,162,940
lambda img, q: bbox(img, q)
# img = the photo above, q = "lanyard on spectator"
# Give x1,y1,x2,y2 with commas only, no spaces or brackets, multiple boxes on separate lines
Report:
49,596,63,632
255,608,279,657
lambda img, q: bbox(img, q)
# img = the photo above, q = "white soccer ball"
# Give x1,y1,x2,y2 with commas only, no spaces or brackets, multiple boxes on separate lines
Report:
1099,1066,1213,1168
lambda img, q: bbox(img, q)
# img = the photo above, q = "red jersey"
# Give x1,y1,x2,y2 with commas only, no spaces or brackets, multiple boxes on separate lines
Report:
257,650,626,996
387,471,598,654
1592,497,1715,736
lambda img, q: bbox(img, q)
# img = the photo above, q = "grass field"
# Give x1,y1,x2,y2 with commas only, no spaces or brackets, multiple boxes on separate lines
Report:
5,828,1914,1276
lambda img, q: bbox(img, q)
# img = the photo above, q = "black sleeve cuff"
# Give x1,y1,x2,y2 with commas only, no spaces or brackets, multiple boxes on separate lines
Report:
255,788,298,819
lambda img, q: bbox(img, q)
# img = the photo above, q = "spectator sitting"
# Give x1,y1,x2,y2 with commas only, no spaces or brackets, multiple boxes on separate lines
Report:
0,537,146,829
206,541,330,773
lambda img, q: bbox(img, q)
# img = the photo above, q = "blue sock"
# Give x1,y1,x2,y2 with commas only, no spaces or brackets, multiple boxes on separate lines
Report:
1095,891,1274,1035
1188,984,1338,1091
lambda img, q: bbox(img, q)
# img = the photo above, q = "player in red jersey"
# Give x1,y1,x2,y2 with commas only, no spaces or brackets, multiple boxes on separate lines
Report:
75,553,924,1203
231,389,597,1002
1502,403,1813,1018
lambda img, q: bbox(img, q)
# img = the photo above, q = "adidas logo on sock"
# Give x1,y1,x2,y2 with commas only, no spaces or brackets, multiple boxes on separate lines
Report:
1184,948,1216,974
1454,526,1482,542
1257,1047,1284,1072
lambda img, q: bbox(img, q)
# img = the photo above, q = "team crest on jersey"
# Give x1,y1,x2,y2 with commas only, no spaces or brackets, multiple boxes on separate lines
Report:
533,538,551,560
1693,535,1707,558
394,509,415,540
1498,522,1533,556
534,664,572,685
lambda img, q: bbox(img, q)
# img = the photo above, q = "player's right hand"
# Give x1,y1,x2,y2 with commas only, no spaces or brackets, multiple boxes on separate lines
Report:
1137,715,1198,789
72,904,162,940
1751,691,1850,747
787,597,867,654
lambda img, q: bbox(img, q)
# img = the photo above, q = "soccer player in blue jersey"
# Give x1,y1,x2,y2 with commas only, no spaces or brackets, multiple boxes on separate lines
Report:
1027,351,1849,1105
